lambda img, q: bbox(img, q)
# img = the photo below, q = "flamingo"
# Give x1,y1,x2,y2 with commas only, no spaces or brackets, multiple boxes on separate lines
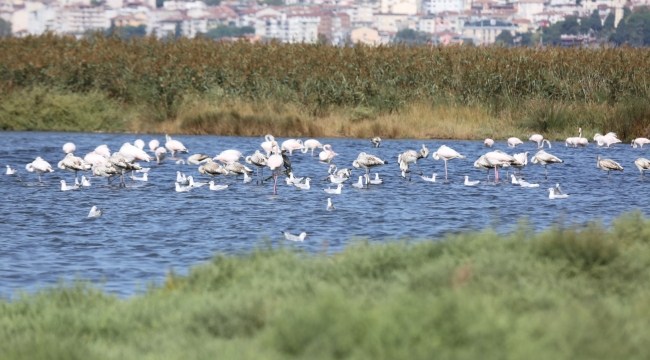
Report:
398,144,429,179
594,133,621,148
84,152,108,166
198,159,228,180
302,139,324,156
165,135,188,157
531,150,563,179
484,139,494,147
119,143,152,163
464,176,479,186
484,150,514,182
62,142,76,154
92,163,119,184
267,147,284,195
634,158,650,178
512,152,529,174
88,206,103,218
328,165,352,178
246,150,268,184
149,139,160,152
352,152,388,188
371,137,381,148
187,154,211,165
281,231,308,242
631,138,650,148
214,150,243,164
94,145,111,158
318,145,338,163
109,153,141,187
577,128,588,147
261,135,278,156
529,134,551,149
58,153,91,182
281,139,304,155
507,137,523,148
473,155,495,181
327,198,335,211
432,145,465,180
224,162,253,177
596,155,623,178
134,139,145,150
26,157,54,183
155,147,167,164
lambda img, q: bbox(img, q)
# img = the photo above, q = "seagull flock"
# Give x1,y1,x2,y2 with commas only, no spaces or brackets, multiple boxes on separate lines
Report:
5,129,650,239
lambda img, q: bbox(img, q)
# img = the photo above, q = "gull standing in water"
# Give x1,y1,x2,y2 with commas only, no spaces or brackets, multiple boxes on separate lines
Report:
327,198,335,211
175,182,192,192
208,181,229,191
352,176,365,188
294,178,311,190
281,231,308,242
596,155,623,178
432,145,465,180
353,152,388,188
88,206,103,218
371,137,381,148
464,176,479,186
531,150,563,179
634,158,650,178
6,165,16,175
366,173,384,185
26,157,54,183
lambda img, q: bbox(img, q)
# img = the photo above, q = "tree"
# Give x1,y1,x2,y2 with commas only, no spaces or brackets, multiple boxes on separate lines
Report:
0,18,11,37
205,25,254,39
603,13,615,31
495,30,513,45
393,29,431,45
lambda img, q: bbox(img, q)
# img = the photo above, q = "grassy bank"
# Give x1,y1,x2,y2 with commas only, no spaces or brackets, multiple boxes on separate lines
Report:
3,212,650,359
2,36,650,139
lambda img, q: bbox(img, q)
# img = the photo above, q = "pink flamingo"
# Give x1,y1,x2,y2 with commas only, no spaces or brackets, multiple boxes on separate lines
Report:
267,147,284,195
432,145,466,180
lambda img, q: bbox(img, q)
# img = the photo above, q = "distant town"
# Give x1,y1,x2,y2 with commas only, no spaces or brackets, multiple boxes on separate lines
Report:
0,0,648,46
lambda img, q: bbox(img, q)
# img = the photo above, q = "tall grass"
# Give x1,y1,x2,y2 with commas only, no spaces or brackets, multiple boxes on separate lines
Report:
3,35,650,139
3,212,650,359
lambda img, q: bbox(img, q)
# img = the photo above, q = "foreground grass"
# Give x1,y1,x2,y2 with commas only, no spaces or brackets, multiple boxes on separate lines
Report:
3,212,650,359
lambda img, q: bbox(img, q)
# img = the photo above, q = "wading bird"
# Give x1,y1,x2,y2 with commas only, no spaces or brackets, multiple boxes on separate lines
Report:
596,155,623,178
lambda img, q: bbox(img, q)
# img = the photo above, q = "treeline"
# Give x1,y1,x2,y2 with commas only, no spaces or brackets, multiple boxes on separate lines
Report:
2,35,650,138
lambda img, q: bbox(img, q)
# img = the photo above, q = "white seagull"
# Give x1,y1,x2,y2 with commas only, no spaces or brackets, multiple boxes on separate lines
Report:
188,175,207,187
327,198,335,211
208,181,229,191
294,178,311,190
60,180,80,191
175,182,192,192
6,165,16,175
421,173,438,182
132,173,148,181
88,206,103,218
281,231,308,242
464,176,479,186
352,176,365,188
547,187,569,199
324,183,344,194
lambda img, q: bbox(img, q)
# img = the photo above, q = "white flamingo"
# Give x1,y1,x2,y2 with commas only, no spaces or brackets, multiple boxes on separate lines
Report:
246,150,268,184
398,144,429,179
531,150,563,179
301,139,323,156
281,139,304,155
261,135,278,156
214,150,243,164
187,154,211,165
484,139,494,147
632,138,650,148
318,144,338,163
57,153,91,182
26,157,54,183
432,145,465,180
267,147,284,195
594,133,621,148
155,147,167,164
634,158,650,178
149,139,160,152
529,134,551,149
84,151,108,166
473,155,495,181
198,159,228,180
371,137,381,148
507,137,523,148
134,139,145,150
165,135,188,157
62,142,76,154
94,145,111,158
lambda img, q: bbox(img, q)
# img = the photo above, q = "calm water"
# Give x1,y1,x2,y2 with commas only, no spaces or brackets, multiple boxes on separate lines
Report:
1,132,647,297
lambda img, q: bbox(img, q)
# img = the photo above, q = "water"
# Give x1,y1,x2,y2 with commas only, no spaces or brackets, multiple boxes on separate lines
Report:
1,132,647,297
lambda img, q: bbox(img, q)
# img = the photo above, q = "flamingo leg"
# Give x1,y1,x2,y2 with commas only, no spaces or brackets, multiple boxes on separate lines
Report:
444,160,448,180
415,162,423,176
544,166,548,180
38,173,42,183
273,172,278,195
366,169,370,188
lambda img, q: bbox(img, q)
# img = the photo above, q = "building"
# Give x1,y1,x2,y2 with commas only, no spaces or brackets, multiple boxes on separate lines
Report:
55,5,110,36
462,18,517,45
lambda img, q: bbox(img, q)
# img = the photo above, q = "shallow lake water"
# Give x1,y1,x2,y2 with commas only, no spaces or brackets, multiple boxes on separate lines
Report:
1,132,648,297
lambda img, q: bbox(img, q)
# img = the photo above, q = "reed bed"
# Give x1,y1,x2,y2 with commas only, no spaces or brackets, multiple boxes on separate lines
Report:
2,35,650,139
3,212,650,359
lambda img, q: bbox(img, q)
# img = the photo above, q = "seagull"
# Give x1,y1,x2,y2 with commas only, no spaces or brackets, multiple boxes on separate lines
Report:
131,173,148,181
371,137,381,147
507,137,523,148
6,165,16,175
285,172,304,185
175,182,191,192
553,183,568,197
176,171,188,184
326,174,348,184
510,174,519,185
353,152,388,188
421,173,437,182
352,176,365,188
634,158,650,178
188,176,208,187
243,173,253,183
281,231,308,242
596,155,623,178
547,187,569,199
327,198,335,211
81,175,91,187
294,178,311,190
366,173,384,185
26,157,55,183
328,165,352,178
464,176,479,186
531,150,563,179
60,180,80,191
432,145,465,180
484,139,494,147
88,206,103,218
519,179,539,188
208,181,229,191
324,183,344,194
302,139,324,156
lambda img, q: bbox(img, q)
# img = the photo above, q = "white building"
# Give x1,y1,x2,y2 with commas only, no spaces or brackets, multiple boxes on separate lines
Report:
28,1,57,34
55,4,109,35
423,0,464,14
255,10,320,43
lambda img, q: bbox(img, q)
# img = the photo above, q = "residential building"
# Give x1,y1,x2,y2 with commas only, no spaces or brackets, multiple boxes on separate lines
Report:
462,18,516,45
55,5,109,36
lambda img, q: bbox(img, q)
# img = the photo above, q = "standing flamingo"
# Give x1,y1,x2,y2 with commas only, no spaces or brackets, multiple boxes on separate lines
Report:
62,143,76,154
246,150,268,184
301,139,324,156
352,152,388,188
596,155,623,178
318,145,338,163
267,147,284,195
432,145,465,180
531,150,563,179
484,150,514,182
281,139,304,155
529,134,551,149
261,135,278,156
165,135,188,157
507,137,523,148
631,138,650,148
149,139,160,152
634,158,650,178
26,157,54,183
484,139,494,147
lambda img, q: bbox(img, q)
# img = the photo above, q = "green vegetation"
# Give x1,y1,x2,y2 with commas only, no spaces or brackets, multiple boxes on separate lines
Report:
205,25,255,39
2,35,650,139
3,212,650,359
0,18,10,37
105,25,148,40
393,29,432,45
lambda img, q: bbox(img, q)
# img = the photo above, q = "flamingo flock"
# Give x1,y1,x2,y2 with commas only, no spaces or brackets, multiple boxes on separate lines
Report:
7,128,650,229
